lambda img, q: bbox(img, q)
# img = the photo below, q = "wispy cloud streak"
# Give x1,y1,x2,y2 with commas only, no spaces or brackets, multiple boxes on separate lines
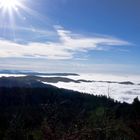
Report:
0,26,131,59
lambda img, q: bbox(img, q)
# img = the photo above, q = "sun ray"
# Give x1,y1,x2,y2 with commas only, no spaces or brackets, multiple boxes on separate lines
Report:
0,0,24,40
0,0,21,10
0,0,51,41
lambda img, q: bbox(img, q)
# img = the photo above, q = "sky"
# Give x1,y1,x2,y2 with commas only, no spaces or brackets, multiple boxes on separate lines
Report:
0,0,140,74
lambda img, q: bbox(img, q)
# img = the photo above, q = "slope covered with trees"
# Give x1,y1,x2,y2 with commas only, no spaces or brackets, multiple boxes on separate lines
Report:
0,78,139,140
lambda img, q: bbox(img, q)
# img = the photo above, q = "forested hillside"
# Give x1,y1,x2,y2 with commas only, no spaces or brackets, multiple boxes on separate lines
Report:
0,80,139,140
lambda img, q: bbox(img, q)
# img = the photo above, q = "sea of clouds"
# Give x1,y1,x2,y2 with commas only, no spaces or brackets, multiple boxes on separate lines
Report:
0,73,140,103
49,73,140,103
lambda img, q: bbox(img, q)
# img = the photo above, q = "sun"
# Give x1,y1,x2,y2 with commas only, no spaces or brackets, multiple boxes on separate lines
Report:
0,0,21,11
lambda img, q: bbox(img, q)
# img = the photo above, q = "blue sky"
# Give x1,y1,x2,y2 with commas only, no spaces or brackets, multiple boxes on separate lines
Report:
0,0,140,74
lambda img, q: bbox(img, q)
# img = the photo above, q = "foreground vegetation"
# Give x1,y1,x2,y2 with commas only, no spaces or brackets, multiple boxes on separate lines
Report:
0,86,139,140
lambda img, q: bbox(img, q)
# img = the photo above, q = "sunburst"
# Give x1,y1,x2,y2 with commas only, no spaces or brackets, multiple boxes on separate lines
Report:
0,0,22,12
0,0,48,40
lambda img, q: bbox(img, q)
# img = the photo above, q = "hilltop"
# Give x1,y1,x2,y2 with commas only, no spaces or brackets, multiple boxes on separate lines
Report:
0,77,139,140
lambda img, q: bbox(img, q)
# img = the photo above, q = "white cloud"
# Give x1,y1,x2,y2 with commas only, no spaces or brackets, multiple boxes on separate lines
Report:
50,80,140,103
0,26,130,59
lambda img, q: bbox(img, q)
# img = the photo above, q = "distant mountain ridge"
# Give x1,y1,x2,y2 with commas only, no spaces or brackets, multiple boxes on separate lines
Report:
0,70,79,76
0,76,137,88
